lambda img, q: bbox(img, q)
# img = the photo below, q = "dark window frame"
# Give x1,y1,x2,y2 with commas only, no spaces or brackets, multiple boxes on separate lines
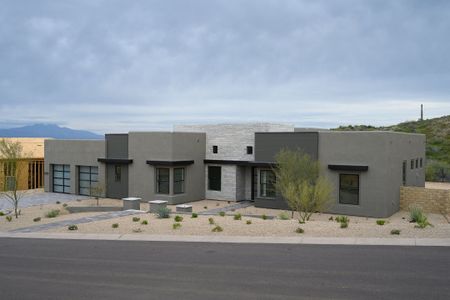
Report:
208,166,221,191
415,159,419,169
212,145,218,154
402,160,407,186
173,167,185,194
259,169,276,198
246,146,253,155
156,167,170,194
420,158,423,168
78,166,99,196
53,164,71,194
339,174,360,205
410,159,414,169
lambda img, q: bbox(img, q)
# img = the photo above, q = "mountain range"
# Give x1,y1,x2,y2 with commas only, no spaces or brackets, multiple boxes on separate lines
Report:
0,124,103,139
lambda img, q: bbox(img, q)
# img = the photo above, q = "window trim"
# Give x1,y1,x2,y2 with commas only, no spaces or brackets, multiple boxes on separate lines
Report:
208,166,221,191
156,167,170,195
259,169,276,199
173,167,185,195
246,146,253,155
339,173,360,205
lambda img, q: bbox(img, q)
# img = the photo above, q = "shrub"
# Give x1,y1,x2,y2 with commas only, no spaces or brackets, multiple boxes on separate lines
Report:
376,220,386,226
6,216,12,222
56,201,61,204
203,206,208,209
409,207,423,223
46,209,60,218
390,229,401,235
298,220,305,224
68,224,78,231
173,222,181,229
132,217,140,222
219,211,225,217
155,207,171,219
141,220,148,225
191,213,198,218
216,203,220,206
246,220,252,225
328,216,334,221
0,211,5,216
208,217,215,225
261,214,268,220
212,225,223,232
234,213,242,220
278,212,290,220
335,216,349,224
415,214,433,229
112,223,119,228
133,228,142,233
295,227,304,234
33,217,41,222
174,215,183,222
62,203,68,208
340,222,348,229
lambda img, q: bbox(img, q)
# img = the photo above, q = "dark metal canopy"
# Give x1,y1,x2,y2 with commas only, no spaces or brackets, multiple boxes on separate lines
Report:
146,160,195,166
328,164,369,172
98,158,133,164
204,159,276,167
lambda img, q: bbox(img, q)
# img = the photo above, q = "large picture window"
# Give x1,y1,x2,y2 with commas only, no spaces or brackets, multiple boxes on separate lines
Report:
260,170,276,198
156,168,170,194
173,168,185,194
339,174,359,205
208,166,221,191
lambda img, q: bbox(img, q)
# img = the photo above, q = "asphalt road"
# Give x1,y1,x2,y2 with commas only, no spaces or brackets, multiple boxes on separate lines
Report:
0,238,449,300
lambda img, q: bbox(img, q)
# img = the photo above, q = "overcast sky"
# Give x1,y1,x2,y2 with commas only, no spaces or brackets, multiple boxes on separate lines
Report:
1,0,449,133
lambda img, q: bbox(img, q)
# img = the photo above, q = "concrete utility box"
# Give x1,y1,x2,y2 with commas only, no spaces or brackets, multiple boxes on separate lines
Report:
122,197,141,210
176,204,193,213
149,200,168,213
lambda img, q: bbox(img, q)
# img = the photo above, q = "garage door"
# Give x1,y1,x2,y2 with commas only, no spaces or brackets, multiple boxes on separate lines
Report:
53,164,70,193
79,166,98,196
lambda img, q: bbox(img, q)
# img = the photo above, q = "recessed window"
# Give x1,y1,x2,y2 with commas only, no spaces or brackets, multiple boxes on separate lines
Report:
212,145,218,154
420,158,423,168
246,146,253,155
114,165,121,182
339,174,359,205
208,166,221,191
173,168,185,194
415,159,419,169
402,161,407,186
410,159,414,169
156,168,170,194
260,170,276,198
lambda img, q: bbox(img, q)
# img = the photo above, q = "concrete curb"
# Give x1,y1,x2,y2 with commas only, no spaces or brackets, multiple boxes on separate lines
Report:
0,232,449,246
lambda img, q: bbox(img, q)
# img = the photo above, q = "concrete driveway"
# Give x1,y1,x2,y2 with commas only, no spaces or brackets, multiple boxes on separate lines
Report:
0,190,88,211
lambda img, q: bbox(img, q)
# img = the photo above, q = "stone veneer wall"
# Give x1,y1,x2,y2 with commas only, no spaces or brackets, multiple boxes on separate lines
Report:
400,186,450,214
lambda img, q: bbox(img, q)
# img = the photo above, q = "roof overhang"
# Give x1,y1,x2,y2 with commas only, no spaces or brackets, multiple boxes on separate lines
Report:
146,160,194,166
98,158,133,164
328,164,369,172
204,159,276,167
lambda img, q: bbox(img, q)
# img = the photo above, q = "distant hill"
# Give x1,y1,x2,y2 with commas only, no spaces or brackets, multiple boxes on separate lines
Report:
0,124,103,140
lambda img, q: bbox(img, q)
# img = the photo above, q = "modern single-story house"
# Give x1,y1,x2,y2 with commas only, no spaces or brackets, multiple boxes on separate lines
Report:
44,123,425,217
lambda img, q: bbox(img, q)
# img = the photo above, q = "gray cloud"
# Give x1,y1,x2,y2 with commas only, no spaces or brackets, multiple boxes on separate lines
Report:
0,0,449,133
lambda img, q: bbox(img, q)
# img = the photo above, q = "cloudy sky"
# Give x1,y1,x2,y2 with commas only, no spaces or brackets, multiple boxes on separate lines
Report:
1,0,449,133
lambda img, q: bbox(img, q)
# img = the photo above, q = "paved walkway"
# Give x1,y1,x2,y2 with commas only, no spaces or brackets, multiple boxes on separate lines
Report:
9,210,145,233
199,200,254,215
0,191,88,212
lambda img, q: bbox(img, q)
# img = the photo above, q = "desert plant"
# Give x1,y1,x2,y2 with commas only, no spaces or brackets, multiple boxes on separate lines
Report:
56,201,61,204
409,206,423,223
295,227,304,234
261,214,268,220
174,215,183,222
68,224,78,231
278,212,290,220
335,216,349,224
328,216,333,221
191,213,198,218
112,223,119,228
203,206,208,209
340,222,348,228
233,213,242,220
89,182,105,206
376,220,386,226
173,222,181,229
33,217,41,222
132,217,140,222
6,215,12,222
390,229,401,235
246,220,252,225
219,211,225,217
45,209,60,218
133,228,142,233
141,220,148,225
155,207,171,219
208,217,215,225
415,214,433,228
0,211,4,216
212,225,223,232
62,203,68,208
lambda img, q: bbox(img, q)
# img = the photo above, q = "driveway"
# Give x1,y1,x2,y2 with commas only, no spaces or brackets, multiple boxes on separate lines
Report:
0,190,88,211
0,238,448,299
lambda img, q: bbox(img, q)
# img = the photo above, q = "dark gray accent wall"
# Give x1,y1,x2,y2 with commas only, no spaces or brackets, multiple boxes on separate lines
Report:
106,134,129,159
106,164,128,199
255,132,319,162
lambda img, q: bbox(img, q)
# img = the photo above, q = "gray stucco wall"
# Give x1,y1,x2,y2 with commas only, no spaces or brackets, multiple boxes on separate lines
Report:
106,134,128,158
44,140,106,195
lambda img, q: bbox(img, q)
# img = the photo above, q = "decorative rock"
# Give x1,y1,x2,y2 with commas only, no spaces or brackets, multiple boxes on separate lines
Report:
149,200,168,213
176,204,193,213
122,197,142,210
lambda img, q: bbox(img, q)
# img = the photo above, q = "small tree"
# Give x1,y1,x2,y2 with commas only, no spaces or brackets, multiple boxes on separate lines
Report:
274,149,333,222
0,139,28,218
89,182,105,206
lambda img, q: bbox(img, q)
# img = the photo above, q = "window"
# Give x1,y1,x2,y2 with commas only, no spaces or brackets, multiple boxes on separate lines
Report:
410,159,414,169
79,166,99,196
156,168,170,194
260,170,276,198
212,145,218,154
114,165,121,182
173,168,185,194
208,166,221,191
3,162,17,191
53,164,70,193
420,158,423,168
339,174,359,205
246,146,253,155
402,161,407,186
415,159,418,169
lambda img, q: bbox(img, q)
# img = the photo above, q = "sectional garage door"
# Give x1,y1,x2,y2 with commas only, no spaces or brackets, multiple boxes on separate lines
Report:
79,166,98,196
53,164,70,193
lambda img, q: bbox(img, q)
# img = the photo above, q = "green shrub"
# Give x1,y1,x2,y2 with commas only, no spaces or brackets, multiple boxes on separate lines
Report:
376,220,386,226
212,225,223,232
415,214,433,229
132,217,140,222
33,217,41,222
278,212,290,220
335,216,349,224
56,201,61,204
409,206,423,223
68,224,78,231
6,216,12,222
261,214,268,220
141,220,148,225
174,215,183,222
233,213,242,220
112,223,119,228
46,209,60,218
155,207,171,219
328,216,333,221
219,211,225,217
340,222,348,228
173,222,181,230
203,206,208,209
246,220,252,225
133,228,142,233
191,213,198,218
62,203,68,208
295,227,304,234
208,217,215,225
0,211,5,216
298,220,305,224
390,229,401,235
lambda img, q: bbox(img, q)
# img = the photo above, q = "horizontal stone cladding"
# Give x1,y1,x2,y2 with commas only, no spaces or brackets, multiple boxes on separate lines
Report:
205,165,237,201
400,186,450,215
175,123,294,161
